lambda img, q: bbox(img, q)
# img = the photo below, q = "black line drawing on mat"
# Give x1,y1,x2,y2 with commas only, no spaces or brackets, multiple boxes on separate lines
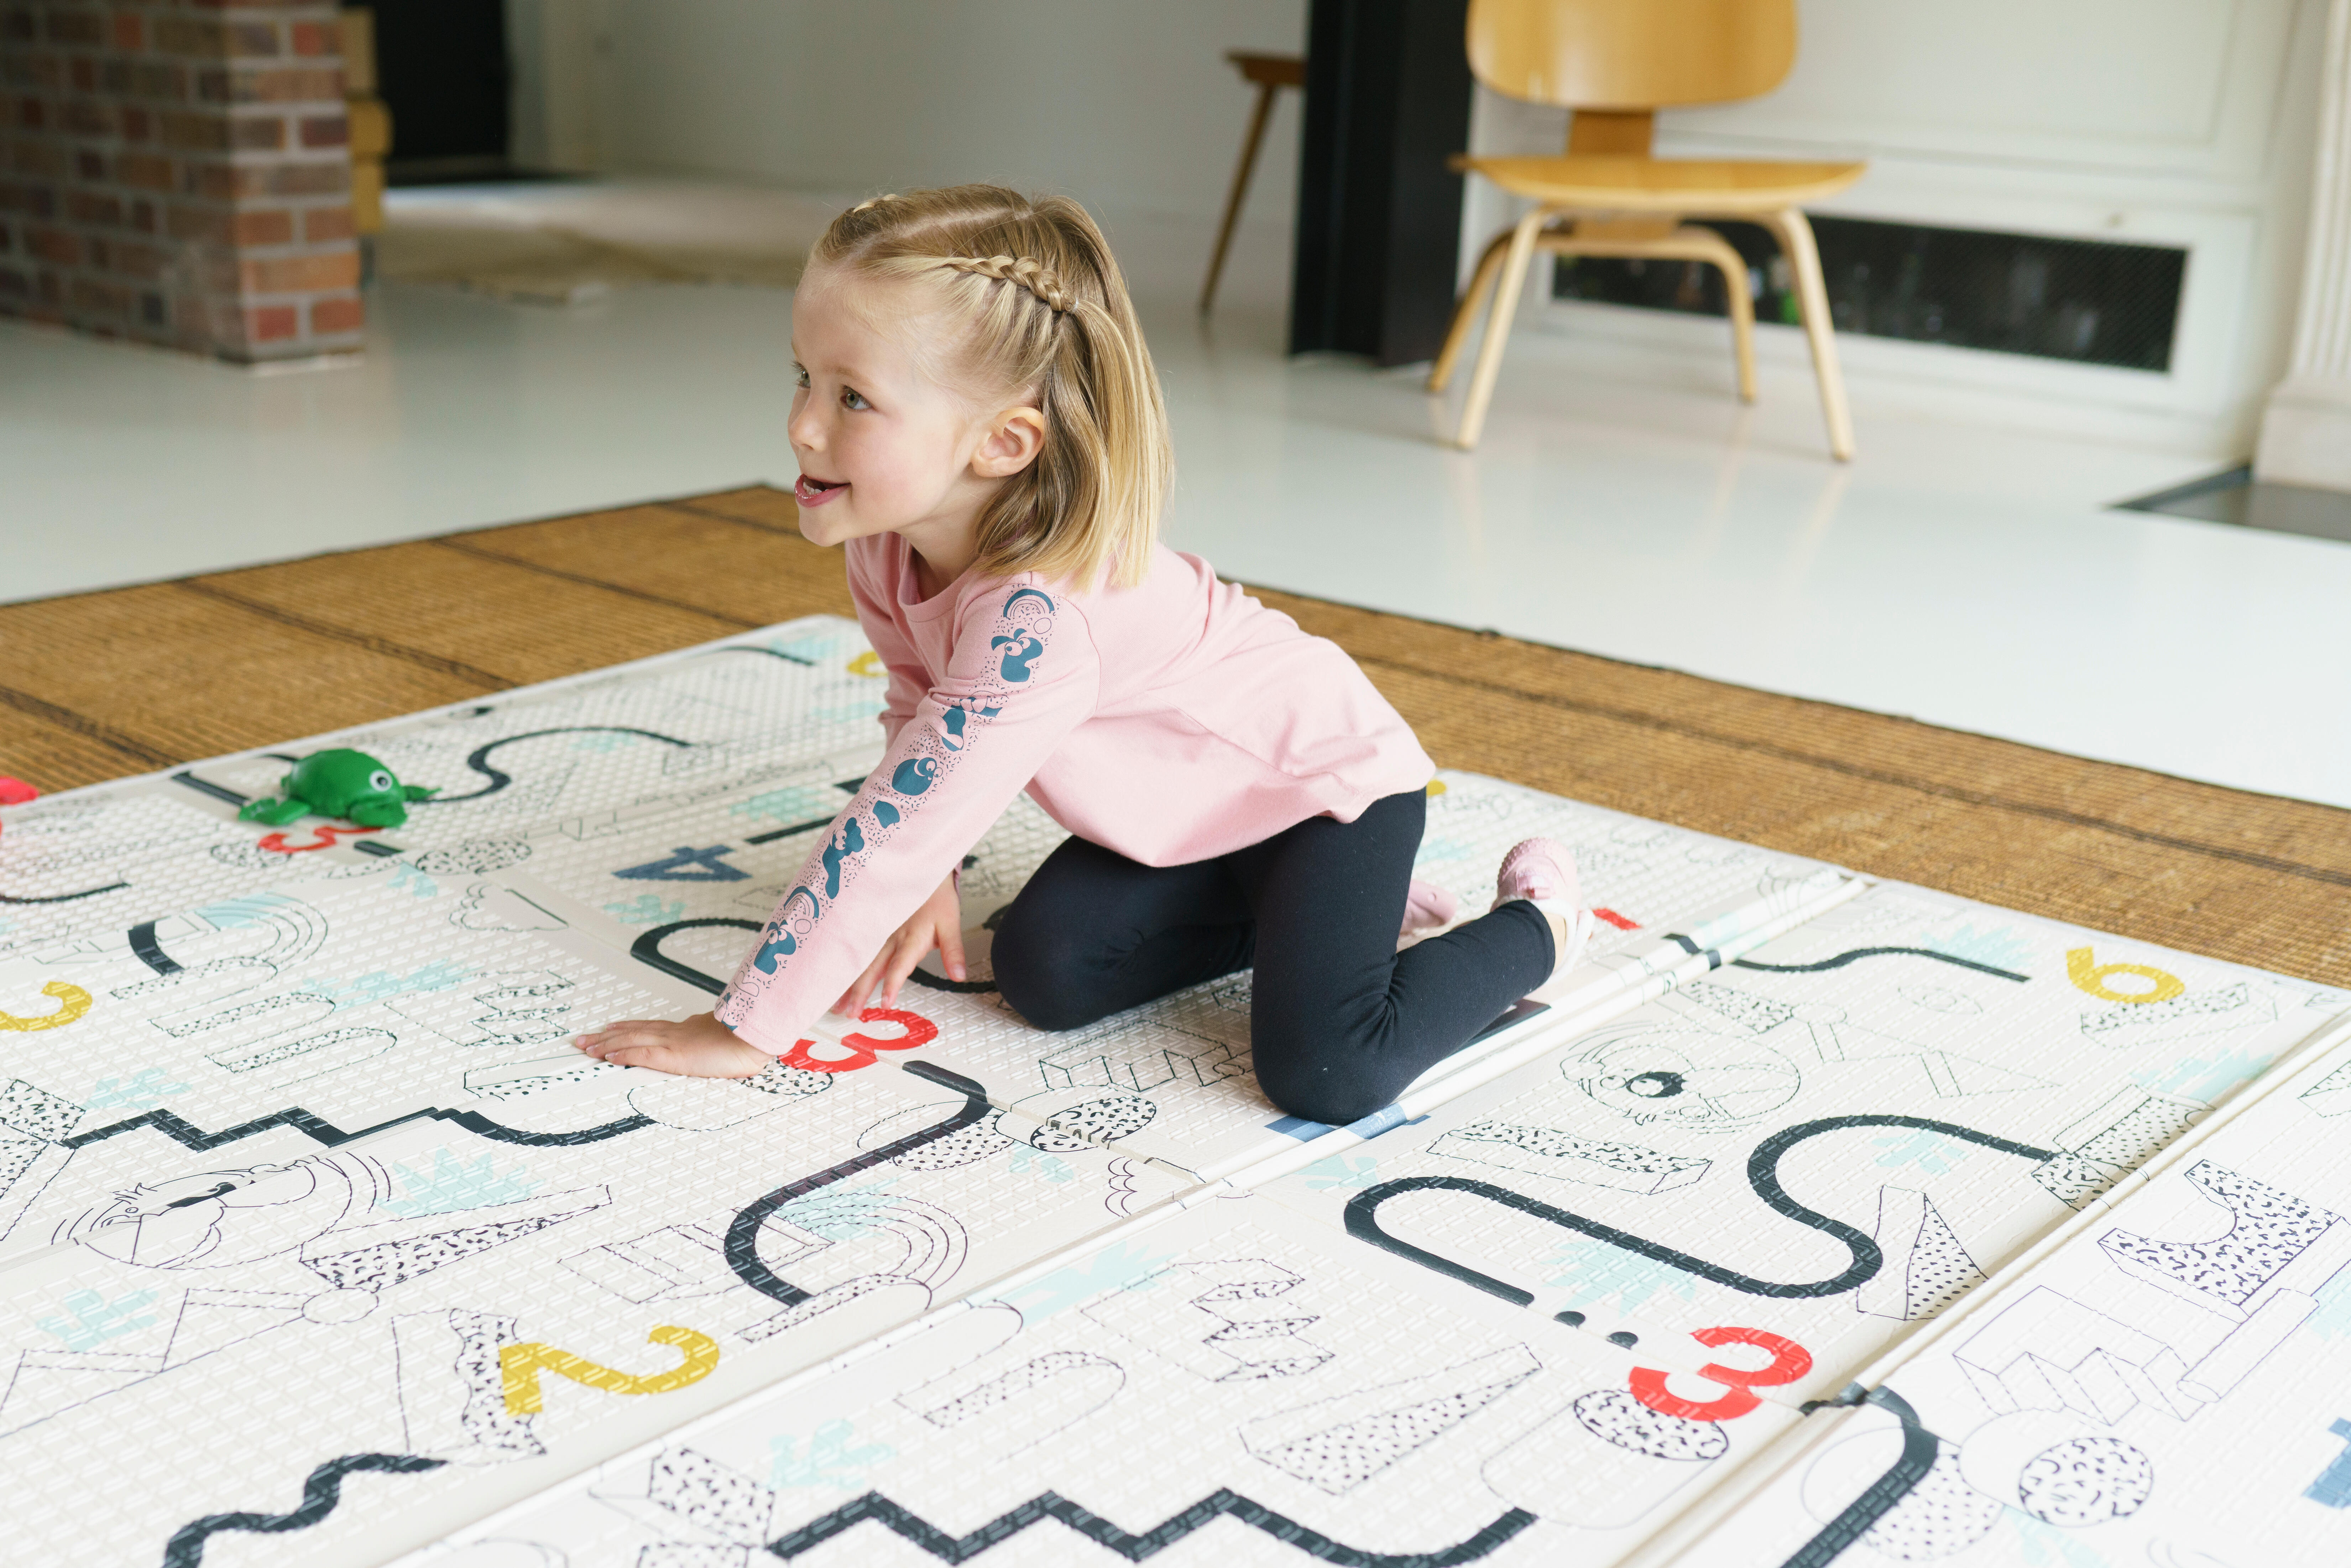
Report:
161,1452,446,1568
725,1065,994,1309
1037,1018,1250,1096
1856,1187,1985,1321
393,1307,545,1464
1565,1024,1803,1132
1781,1387,1939,1568
0,881,130,904
63,1100,653,1155
1483,1385,1729,1530
1082,1259,1333,1382
763,1486,1536,1564
632,917,761,994
1242,1343,1540,1493
1797,1434,1997,1562
1426,1122,1710,1196
422,728,698,804
897,1349,1126,1458
1346,1117,2055,1305
1729,947,2030,983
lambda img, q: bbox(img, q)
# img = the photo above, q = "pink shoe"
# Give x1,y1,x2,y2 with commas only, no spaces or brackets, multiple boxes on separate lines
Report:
1491,838,1579,911
1401,878,1461,936
1494,838,1594,977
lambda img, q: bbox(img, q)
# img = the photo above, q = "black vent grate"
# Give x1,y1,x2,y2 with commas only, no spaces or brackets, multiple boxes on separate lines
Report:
1548,216,2186,372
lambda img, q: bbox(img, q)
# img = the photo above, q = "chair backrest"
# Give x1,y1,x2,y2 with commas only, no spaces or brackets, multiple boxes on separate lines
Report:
1466,0,1797,110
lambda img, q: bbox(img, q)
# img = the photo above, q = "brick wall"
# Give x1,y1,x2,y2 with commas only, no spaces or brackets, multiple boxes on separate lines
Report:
0,0,361,362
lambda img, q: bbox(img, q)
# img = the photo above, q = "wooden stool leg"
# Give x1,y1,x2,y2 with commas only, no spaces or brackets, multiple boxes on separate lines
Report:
1680,225,1756,403
1427,228,1515,393
1200,81,1281,315
1453,209,1547,450
1761,208,1854,460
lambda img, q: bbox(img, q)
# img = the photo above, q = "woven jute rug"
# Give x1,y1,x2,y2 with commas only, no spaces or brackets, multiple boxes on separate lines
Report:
3,484,2345,985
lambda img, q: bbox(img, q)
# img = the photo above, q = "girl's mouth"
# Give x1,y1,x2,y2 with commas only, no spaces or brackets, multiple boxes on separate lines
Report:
795,474,848,507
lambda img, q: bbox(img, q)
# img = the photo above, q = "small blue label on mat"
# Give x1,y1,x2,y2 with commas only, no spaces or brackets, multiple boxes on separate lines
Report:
1265,1116,1334,1141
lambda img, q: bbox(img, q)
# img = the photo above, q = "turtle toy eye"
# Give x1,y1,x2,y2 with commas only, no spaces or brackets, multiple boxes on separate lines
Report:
368,770,395,793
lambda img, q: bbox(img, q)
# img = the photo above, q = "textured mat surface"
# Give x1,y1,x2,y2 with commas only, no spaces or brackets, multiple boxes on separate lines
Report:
2,484,2344,985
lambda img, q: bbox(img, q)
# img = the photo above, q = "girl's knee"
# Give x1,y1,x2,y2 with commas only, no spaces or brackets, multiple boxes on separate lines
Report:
1251,1050,1391,1128
990,912,1109,1032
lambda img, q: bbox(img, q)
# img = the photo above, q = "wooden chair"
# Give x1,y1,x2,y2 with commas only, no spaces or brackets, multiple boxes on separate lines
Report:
1430,0,1866,456
1200,51,1306,315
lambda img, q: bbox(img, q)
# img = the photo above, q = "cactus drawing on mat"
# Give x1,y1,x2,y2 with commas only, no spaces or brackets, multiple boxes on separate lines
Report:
236,747,438,828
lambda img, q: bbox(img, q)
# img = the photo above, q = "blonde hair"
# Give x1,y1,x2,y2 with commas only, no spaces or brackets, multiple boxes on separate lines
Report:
810,185,1171,590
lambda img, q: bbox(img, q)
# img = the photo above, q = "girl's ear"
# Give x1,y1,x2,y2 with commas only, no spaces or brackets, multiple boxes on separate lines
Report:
971,404,1046,479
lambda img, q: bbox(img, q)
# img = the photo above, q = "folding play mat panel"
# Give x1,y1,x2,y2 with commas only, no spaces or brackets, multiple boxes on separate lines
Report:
1,614,2344,1568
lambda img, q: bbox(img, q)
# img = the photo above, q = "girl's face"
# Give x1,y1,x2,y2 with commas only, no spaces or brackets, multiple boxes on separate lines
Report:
786,266,1042,564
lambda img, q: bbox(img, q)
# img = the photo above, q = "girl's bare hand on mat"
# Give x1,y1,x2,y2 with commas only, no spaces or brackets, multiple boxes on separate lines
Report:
834,872,966,1016
572,1010,771,1077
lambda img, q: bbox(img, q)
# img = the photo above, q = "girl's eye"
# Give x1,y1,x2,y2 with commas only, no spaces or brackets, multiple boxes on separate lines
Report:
841,387,871,412
793,366,810,390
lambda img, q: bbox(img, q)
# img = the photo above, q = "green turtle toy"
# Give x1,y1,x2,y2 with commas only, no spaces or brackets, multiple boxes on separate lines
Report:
237,748,439,828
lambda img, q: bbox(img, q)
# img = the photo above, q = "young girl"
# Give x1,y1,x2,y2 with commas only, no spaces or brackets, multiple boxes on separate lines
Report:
574,185,1590,1125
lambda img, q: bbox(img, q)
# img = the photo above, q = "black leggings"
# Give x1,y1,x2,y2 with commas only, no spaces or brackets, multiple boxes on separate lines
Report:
991,788,1555,1126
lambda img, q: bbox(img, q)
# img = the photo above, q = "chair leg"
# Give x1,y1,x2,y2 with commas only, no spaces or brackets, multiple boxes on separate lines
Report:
1453,209,1548,450
1427,228,1514,393
1760,208,1854,460
1200,81,1281,315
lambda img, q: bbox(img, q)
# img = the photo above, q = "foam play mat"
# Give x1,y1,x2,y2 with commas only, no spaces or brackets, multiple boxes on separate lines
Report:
1,613,2345,1568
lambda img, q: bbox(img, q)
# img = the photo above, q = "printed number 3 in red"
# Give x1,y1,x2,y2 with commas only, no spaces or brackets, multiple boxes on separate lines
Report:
1628,1326,1812,1421
781,1006,939,1074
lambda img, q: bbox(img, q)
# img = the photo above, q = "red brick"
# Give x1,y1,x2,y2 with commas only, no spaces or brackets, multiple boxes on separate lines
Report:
117,150,172,189
0,266,27,297
214,65,339,104
151,17,220,56
132,63,187,102
227,21,279,57
229,111,283,150
308,292,360,334
68,54,95,94
111,11,141,51
1,10,34,44
70,276,132,315
246,301,296,339
59,97,111,135
43,11,102,46
26,224,78,264
165,202,225,241
287,19,330,56
299,202,349,242
184,158,235,199
64,189,120,227
296,111,342,147
10,140,68,179
0,220,10,252
113,240,164,279
240,247,354,292
159,110,228,151
73,147,101,179
255,157,341,196
14,96,41,130
129,196,153,231
120,103,149,140
138,288,163,325
230,205,288,245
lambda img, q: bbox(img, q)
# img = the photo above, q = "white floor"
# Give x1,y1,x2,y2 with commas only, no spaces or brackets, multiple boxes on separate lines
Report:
5,203,2350,809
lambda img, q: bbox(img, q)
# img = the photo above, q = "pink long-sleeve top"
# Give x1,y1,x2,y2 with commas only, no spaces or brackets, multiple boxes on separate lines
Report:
715,533,1436,1054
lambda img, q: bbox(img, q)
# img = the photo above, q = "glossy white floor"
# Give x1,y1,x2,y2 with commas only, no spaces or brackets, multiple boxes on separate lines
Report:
5,207,2350,808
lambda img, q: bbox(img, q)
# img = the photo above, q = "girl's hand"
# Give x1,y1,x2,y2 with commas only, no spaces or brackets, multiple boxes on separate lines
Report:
573,1010,773,1077
835,872,965,1016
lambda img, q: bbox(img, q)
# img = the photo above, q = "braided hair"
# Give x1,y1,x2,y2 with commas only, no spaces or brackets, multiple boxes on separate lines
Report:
812,186,1171,590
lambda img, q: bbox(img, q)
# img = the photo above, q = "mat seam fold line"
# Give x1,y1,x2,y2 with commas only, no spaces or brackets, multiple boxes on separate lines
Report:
427,535,761,629
171,579,516,689
0,683,178,767
1355,653,2351,890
